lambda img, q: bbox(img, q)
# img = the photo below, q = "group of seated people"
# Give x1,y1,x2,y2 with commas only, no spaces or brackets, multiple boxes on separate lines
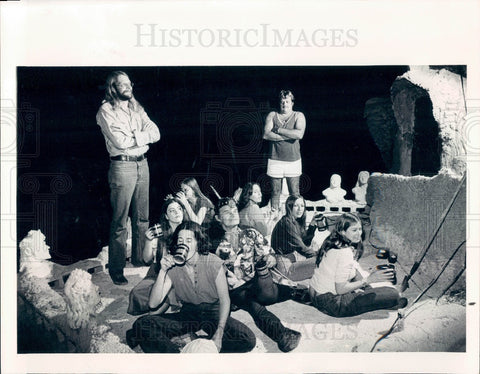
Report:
125,177,407,354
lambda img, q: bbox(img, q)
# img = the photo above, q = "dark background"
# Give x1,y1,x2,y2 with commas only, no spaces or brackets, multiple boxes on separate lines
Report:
17,66,410,264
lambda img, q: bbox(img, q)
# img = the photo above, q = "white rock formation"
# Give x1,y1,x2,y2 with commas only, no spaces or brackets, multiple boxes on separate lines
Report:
19,230,53,278
401,66,467,175
64,269,101,330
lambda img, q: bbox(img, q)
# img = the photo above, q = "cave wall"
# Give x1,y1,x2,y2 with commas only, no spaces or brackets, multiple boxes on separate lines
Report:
366,66,467,177
398,66,467,176
390,78,429,175
367,173,466,297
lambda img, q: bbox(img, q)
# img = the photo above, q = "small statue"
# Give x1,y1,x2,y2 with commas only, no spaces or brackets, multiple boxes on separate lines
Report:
64,269,101,330
352,171,370,205
19,230,53,278
95,246,109,267
322,174,347,204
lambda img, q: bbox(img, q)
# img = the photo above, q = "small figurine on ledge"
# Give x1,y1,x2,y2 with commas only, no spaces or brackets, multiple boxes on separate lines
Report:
352,171,370,206
322,174,347,204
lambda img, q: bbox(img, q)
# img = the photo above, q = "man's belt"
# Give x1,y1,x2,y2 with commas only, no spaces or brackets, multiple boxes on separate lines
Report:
110,154,146,162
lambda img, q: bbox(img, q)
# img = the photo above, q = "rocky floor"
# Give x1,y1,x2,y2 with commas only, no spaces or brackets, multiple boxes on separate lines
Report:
85,253,466,354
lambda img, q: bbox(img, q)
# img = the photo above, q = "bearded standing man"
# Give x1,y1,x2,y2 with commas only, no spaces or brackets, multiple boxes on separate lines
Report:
97,71,160,285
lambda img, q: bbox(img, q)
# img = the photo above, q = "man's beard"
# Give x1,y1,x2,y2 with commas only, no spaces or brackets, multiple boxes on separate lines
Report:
117,90,133,101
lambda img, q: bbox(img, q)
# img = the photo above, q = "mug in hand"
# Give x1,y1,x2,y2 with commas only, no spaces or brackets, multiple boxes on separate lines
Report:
376,264,397,284
145,223,163,240
314,214,328,231
173,243,189,265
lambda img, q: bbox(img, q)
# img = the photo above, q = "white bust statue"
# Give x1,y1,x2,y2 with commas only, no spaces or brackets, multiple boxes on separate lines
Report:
322,174,346,204
352,171,370,205
19,230,53,278
64,269,101,330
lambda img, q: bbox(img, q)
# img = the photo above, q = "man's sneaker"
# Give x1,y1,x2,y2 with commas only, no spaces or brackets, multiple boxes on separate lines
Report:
277,328,301,352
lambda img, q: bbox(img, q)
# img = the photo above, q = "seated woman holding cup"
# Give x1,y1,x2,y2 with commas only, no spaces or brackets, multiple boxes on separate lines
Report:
309,213,407,317
127,196,186,315
271,195,326,281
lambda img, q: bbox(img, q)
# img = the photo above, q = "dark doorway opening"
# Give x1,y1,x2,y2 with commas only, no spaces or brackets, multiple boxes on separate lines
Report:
412,96,442,176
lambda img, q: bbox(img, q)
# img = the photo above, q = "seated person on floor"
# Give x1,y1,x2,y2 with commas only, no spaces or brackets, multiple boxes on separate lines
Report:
322,174,347,204
127,196,186,315
309,213,407,318
271,195,325,282
237,182,280,237
126,221,256,353
208,197,303,352
175,177,215,229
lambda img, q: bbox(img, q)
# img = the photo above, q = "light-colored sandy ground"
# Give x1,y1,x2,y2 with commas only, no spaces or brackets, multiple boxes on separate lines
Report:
94,253,465,354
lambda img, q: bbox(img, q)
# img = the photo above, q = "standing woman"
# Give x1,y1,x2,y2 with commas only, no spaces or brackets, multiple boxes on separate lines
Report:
309,213,407,317
271,195,323,281
126,221,256,353
127,196,186,315
238,182,279,237
176,177,215,228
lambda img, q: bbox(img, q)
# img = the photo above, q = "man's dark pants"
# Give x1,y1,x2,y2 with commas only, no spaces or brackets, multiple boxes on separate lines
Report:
229,272,293,343
108,158,149,274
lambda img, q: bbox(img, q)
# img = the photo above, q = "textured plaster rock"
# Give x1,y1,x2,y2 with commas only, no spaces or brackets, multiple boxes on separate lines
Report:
367,173,466,296
18,274,66,318
19,229,53,278
400,66,467,175
90,324,133,353
366,66,467,176
390,78,429,175
64,269,101,330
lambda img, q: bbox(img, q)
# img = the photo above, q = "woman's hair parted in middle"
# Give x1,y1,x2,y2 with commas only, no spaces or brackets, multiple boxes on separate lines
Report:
285,194,307,228
315,213,364,266
169,221,210,256
159,196,186,233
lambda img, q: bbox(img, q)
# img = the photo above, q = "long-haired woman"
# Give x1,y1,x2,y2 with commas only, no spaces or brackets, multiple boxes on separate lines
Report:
270,195,324,281
127,196,186,315
309,213,407,317
175,177,215,228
